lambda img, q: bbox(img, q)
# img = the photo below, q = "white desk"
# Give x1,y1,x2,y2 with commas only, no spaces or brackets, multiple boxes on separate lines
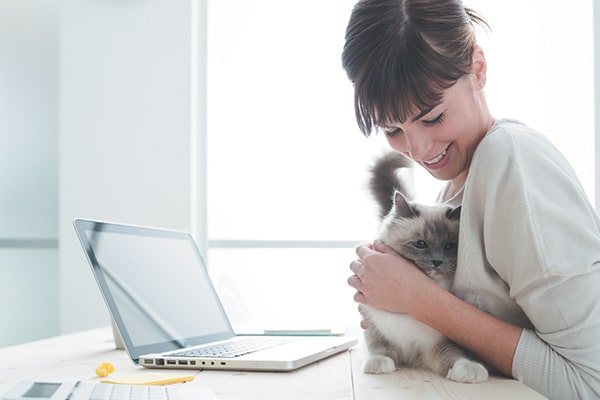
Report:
0,327,546,399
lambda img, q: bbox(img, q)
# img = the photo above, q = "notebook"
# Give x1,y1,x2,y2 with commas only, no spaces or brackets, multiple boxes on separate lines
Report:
73,218,357,372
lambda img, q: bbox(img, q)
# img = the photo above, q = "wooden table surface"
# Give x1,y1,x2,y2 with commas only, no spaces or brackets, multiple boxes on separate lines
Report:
0,326,546,399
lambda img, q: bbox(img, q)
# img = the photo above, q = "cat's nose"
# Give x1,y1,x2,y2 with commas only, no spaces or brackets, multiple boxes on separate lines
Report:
432,260,443,268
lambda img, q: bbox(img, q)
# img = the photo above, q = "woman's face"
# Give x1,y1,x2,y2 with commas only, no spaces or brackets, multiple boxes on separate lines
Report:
380,75,493,187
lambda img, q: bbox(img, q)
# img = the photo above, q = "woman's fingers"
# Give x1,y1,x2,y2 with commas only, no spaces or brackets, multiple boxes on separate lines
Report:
347,272,361,289
349,258,363,275
372,239,393,253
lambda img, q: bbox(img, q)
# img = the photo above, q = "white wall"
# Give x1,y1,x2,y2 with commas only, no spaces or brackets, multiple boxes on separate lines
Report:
0,2,59,238
59,0,202,333
0,0,205,344
596,1,600,211
0,0,61,346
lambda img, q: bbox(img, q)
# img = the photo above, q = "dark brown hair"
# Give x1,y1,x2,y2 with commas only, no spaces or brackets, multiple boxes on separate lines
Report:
342,0,488,136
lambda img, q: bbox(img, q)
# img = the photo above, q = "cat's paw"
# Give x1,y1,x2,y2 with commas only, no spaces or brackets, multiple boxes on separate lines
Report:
446,358,488,383
363,355,396,374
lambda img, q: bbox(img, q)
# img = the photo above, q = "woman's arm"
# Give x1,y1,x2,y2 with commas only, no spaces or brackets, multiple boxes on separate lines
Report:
349,241,522,376
409,269,522,376
470,125,600,398
350,242,600,399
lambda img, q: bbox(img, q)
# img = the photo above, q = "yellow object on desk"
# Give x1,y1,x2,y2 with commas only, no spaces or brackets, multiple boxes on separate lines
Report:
95,362,115,377
100,372,195,386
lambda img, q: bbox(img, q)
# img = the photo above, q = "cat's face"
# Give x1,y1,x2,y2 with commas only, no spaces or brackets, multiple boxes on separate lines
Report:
378,192,460,290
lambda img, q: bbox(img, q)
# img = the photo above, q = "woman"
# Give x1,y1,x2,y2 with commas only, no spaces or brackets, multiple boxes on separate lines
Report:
342,1,600,399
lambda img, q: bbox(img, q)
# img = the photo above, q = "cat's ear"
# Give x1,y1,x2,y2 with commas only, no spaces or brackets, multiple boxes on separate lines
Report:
393,191,420,218
446,205,462,221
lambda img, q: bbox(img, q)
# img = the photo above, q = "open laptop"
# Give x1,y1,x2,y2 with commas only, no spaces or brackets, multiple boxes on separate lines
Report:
73,218,357,372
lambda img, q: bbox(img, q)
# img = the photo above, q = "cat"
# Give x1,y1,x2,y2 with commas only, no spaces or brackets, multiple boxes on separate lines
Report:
361,151,488,383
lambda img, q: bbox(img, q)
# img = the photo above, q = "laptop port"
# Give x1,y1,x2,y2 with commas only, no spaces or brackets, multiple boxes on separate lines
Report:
178,360,188,365
155,359,164,365
144,359,154,365
167,360,176,365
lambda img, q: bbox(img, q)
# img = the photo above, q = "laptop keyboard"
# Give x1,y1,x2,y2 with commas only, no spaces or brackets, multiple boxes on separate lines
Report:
167,336,297,358
85,383,180,400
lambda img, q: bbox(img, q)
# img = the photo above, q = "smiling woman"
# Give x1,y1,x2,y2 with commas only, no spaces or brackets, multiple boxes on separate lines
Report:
203,0,593,331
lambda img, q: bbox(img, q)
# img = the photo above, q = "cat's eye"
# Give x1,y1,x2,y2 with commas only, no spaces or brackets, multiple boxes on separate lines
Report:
444,243,456,250
412,240,428,249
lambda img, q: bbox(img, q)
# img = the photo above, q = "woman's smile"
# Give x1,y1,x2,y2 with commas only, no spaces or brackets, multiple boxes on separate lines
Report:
422,144,451,170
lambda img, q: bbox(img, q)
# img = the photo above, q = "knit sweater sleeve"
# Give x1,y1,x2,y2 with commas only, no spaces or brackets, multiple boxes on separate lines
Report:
464,121,600,399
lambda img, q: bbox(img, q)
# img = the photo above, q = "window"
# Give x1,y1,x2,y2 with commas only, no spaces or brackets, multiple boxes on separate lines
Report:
205,0,593,331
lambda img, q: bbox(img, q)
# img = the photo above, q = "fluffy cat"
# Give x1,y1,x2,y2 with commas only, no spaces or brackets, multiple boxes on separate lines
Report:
362,151,488,383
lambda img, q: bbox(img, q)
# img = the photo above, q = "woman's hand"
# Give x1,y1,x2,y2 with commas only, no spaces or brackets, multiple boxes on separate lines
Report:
348,240,438,317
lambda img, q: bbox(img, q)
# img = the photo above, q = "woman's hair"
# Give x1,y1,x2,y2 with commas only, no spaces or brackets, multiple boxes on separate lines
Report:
342,0,488,136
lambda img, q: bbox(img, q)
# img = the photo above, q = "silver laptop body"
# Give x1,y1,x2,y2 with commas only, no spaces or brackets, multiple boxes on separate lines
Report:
73,218,356,372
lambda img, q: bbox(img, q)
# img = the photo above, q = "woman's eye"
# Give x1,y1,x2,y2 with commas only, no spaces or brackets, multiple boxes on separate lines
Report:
423,112,445,127
412,240,428,249
384,127,403,138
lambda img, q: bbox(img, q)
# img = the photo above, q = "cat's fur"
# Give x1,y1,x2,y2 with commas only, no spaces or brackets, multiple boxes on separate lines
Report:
362,151,488,383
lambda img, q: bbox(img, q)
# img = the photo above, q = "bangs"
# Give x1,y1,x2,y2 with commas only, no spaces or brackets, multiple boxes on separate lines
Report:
354,28,466,135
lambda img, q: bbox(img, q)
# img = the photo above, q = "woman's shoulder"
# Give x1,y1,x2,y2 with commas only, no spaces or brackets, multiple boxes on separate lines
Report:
466,118,580,201
472,118,565,172
478,118,553,154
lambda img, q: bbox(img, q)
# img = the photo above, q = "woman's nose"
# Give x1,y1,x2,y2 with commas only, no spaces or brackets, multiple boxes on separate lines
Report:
389,128,431,161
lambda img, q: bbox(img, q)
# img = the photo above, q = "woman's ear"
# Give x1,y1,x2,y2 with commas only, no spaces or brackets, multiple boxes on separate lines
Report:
472,45,487,89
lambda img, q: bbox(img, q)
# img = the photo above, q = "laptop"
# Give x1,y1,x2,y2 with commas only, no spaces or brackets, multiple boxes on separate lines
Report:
73,218,357,372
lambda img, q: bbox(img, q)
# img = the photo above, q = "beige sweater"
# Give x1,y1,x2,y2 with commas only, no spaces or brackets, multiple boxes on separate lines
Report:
440,119,600,399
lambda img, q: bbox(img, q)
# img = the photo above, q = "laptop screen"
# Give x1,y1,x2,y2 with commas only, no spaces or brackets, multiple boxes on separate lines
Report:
74,219,234,362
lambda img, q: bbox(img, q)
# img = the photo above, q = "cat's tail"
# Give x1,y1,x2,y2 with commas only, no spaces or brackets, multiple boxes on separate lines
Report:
369,151,413,219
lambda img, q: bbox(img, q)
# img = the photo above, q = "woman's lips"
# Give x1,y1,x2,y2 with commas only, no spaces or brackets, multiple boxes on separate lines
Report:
422,144,451,170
